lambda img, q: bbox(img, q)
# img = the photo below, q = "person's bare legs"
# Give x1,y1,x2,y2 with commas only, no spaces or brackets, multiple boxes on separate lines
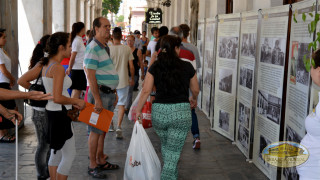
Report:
71,90,81,99
48,166,58,180
56,173,68,180
117,105,125,129
88,131,100,168
96,133,107,164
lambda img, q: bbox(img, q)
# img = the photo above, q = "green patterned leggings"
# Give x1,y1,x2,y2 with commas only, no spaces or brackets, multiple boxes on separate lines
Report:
152,103,192,180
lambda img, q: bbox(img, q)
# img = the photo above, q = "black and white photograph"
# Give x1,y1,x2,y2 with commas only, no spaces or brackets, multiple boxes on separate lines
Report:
205,50,213,69
257,90,282,124
283,126,302,180
266,93,282,125
197,70,203,91
283,167,299,180
238,124,249,151
204,71,212,87
239,67,253,89
285,125,302,143
205,24,215,42
257,90,268,118
296,42,310,86
260,37,286,66
241,33,256,58
197,29,201,41
238,102,250,129
199,42,203,56
259,135,271,168
219,68,233,93
219,109,230,132
218,37,239,60
205,96,211,115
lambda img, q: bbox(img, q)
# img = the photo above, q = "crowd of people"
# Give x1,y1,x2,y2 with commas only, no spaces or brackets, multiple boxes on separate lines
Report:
0,16,202,180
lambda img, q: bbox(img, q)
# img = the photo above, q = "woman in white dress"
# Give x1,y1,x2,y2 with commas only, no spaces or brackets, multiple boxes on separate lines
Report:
297,49,320,180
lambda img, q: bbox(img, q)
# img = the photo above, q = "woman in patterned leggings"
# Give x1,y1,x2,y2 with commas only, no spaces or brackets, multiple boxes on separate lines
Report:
135,35,199,180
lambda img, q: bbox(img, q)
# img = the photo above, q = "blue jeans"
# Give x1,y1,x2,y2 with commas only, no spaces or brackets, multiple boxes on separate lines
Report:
125,75,139,110
87,88,116,135
32,109,50,179
191,109,200,139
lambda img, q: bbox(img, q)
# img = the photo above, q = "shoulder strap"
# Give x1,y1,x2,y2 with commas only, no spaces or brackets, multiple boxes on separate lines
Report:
34,68,43,85
44,62,57,76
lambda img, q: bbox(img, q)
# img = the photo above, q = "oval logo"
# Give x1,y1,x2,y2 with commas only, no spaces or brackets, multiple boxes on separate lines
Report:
262,141,309,167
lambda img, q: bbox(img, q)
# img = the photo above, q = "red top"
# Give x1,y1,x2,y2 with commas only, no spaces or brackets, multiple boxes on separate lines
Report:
61,58,70,65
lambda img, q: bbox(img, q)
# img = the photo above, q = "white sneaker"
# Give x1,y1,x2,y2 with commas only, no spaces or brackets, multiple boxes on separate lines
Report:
116,128,123,139
109,122,114,132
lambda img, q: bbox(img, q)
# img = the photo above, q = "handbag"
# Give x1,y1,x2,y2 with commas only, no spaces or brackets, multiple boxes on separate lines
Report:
25,68,48,108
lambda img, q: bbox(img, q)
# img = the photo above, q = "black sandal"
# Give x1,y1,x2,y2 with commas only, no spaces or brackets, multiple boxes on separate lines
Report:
0,134,15,143
98,161,120,170
88,167,107,179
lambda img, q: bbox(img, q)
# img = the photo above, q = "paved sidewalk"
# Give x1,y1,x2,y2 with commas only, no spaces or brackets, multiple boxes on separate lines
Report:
0,95,268,180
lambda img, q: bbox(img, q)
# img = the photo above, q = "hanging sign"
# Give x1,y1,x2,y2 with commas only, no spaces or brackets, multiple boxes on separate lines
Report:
146,8,162,24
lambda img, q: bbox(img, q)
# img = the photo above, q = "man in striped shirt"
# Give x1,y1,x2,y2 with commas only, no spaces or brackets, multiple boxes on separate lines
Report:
84,17,120,178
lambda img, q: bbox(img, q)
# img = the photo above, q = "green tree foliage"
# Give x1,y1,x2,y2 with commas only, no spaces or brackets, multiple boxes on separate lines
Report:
116,15,125,22
102,0,122,16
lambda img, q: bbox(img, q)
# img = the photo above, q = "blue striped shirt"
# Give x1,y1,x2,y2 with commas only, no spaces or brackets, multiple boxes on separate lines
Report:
84,38,119,89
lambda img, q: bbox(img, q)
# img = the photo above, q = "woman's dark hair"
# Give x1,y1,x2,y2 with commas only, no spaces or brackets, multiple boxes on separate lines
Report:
313,49,320,68
40,32,70,66
71,22,85,43
159,26,169,37
0,28,5,38
152,35,183,94
29,35,50,69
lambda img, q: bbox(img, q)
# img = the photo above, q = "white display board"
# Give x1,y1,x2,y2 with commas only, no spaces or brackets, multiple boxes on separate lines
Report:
213,13,241,141
202,17,216,118
235,11,259,159
282,0,315,179
252,5,290,179
197,19,206,109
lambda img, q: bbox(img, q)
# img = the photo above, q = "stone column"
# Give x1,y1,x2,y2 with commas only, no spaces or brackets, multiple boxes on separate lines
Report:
76,0,81,21
80,0,85,22
70,0,77,28
85,0,91,30
65,0,71,32
43,0,52,35
52,0,65,33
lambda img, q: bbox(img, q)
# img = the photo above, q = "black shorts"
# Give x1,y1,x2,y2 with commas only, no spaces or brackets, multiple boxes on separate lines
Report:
0,83,16,129
70,70,87,90
142,46,147,54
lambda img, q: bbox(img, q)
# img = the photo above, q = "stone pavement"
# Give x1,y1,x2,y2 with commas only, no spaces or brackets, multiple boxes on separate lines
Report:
0,93,268,180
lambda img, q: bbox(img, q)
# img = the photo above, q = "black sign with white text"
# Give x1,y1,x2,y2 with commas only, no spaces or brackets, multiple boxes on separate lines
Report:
146,8,162,24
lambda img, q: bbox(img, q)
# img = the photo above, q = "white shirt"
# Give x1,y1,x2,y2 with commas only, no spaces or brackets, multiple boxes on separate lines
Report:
147,40,157,57
72,36,86,70
43,75,72,111
0,48,11,83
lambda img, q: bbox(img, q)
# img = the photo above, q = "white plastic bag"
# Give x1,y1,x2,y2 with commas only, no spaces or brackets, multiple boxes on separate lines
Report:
124,121,161,180
128,91,142,121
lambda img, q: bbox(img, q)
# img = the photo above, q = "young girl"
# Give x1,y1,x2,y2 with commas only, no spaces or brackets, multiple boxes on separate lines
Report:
18,34,51,180
41,32,85,180
66,22,87,101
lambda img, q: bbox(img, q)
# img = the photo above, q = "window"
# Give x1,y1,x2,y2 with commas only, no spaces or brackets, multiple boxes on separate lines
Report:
283,0,303,5
226,0,233,14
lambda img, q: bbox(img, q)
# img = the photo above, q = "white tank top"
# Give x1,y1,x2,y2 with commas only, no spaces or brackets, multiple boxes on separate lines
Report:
42,64,73,111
